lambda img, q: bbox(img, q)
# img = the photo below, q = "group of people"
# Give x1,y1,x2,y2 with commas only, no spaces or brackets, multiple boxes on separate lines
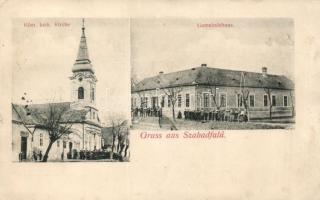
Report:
19,149,126,162
65,149,107,160
132,106,162,118
32,151,43,161
18,151,42,162
131,105,248,122
182,108,248,122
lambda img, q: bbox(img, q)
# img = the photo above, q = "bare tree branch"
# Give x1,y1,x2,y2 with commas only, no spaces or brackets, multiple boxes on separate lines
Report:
27,103,75,162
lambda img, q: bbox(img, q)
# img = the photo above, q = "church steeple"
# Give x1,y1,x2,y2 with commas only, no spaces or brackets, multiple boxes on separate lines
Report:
70,19,97,110
72,19,94,74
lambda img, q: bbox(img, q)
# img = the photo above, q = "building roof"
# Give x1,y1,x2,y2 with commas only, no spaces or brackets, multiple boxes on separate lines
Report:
132,65,294,92
12,102,92,126
72,20,95,74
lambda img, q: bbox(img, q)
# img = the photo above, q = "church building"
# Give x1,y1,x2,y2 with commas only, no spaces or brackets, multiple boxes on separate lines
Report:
12,20,103,161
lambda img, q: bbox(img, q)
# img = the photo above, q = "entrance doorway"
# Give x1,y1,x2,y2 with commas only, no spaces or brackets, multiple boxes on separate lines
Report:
20,136,27,160
69,142,73,153
68,142,73,159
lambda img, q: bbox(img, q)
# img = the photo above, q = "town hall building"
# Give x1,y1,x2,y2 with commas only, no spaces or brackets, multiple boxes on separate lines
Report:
12,20,103,161
131,64,295,120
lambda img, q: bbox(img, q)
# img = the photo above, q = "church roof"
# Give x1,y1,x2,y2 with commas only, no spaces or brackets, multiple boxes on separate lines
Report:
132,65,294,92
12,102,93,126
72,20,95,74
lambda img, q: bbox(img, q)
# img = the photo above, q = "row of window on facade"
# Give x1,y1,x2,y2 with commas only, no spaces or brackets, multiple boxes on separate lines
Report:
78,87,95,102
56,140,80,149
35,133,80,149
133,93,289,108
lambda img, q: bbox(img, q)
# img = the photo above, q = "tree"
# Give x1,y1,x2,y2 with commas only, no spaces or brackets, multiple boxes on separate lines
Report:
264,88,273,119
162,87,182,121
260,74,273,120
156,76,182,121
124,134,130,158
289,90,295,117
241,88,250,120
107,114,128,160
32,103,74,162
239,72,250,121
13,93,79,162
12,93,38,160
131,68,139,92
207,77,218,108
12,103,37,160
137,92,147,109
117,125,129,157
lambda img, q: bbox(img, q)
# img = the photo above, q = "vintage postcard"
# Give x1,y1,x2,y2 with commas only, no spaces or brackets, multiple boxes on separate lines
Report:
0,1,320,200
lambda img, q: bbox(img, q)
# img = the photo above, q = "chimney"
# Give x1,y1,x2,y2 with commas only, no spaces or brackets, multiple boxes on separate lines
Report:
262,67,267,76
201,63,207,67
159,71,164,75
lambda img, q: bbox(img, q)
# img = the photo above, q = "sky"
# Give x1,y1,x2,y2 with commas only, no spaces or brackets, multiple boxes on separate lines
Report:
12,18,131,123
131,18,294,81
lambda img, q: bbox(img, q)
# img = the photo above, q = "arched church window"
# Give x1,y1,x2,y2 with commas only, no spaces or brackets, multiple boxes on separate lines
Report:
78,87,84,99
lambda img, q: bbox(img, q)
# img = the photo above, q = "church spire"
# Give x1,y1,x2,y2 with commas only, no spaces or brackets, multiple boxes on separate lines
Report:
72,18,94,73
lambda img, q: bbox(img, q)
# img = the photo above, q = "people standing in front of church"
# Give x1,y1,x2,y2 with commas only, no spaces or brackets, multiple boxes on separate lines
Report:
39,151,43,161
33,151,37,161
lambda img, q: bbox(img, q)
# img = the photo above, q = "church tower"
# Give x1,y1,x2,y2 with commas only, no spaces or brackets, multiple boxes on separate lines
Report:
70,19,97,111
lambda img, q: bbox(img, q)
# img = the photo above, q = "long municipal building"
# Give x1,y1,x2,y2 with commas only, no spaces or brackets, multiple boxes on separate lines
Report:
12,21,103,161
131,64,294,120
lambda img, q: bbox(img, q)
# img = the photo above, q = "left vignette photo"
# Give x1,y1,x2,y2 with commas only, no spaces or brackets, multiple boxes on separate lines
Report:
12,18,131,162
